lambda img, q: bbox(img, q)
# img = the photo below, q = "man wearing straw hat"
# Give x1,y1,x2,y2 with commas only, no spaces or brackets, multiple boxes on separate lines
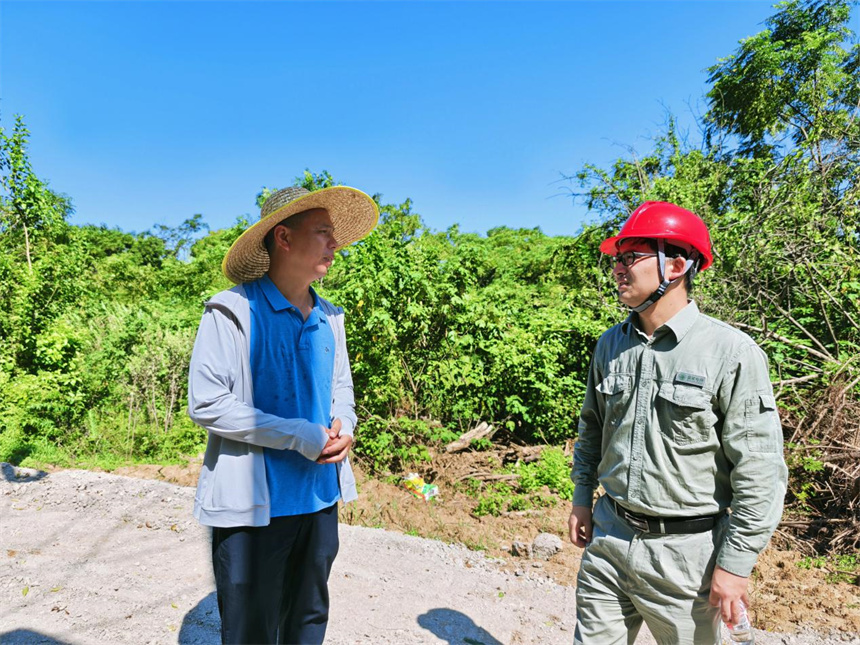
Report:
187,185,378,644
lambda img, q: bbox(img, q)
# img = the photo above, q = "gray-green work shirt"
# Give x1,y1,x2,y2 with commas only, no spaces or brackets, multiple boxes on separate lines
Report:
571,301,788,578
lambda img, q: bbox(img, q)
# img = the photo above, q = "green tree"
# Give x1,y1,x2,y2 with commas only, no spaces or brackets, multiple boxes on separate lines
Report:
255,168,339,209
151,213,209,261
706,0,859,154
0,115,72,271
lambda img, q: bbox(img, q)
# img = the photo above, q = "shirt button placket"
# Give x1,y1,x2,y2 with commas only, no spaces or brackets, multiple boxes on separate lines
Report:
628,340,655,504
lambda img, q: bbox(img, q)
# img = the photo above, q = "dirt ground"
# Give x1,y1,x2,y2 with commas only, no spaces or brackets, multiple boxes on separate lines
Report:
107,448,860,638
2,458,859,645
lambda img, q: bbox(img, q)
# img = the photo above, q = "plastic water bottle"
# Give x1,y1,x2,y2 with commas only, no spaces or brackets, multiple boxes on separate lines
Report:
726,600,755,643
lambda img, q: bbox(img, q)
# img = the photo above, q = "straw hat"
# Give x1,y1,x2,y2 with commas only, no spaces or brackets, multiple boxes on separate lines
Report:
222,185,379,284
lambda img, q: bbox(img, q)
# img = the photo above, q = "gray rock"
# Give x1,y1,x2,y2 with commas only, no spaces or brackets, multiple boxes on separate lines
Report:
532,532,562,560
511,540,531,557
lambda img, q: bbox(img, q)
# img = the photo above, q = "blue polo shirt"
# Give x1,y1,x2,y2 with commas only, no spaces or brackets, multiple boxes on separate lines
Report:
246,275,339,516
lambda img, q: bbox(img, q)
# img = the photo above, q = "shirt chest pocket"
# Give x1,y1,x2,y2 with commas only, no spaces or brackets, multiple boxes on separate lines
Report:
597,373,632,426
656,382,715,445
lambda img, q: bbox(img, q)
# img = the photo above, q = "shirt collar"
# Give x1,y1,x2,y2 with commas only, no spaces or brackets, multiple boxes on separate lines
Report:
259,274,291,311
620,313,637,336
310,288,328,324
259,275,327,323
663,300,699,342
621,300,700,343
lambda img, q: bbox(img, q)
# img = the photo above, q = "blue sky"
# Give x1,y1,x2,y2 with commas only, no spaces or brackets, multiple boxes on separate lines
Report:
1,1,781,237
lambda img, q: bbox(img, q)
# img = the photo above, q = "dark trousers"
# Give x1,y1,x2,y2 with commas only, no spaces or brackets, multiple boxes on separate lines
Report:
212,503,339,645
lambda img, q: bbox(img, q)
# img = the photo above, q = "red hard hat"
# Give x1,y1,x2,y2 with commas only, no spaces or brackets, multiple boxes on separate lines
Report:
599,201,713,271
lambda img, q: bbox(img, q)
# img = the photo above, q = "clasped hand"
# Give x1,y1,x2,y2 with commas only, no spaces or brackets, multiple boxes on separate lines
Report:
317,418,353,464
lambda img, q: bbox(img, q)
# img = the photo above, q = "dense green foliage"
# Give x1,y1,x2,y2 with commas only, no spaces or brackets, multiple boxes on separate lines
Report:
1,0,858,552
322,202,612,443
0,118,246,467
0,136,614,471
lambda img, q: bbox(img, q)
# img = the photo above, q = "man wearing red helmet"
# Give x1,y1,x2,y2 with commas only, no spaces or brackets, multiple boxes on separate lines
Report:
568,202,787,644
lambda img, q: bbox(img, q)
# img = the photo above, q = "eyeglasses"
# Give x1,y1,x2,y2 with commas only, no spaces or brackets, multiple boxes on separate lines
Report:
611,251,658,267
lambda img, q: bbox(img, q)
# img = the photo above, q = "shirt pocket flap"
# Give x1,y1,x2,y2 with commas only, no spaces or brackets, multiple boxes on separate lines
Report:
597,373,631,396
759,394,776,411
657,382,710,410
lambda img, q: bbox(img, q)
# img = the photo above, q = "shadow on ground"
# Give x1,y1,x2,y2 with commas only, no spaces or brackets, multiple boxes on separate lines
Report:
179,591,220,644
417,607,504,645
0,630,71,644
1,463,49,483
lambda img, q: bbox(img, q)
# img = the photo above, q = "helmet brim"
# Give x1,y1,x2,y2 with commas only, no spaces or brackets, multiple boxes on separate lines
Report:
599,235,622,255
599,233,713,271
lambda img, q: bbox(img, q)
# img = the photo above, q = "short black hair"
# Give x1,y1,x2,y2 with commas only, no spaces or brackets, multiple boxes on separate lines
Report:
632,237,698,292
263,209,316,255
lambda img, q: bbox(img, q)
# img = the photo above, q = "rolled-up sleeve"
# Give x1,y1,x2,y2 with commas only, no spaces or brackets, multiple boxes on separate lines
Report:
716,342,788,577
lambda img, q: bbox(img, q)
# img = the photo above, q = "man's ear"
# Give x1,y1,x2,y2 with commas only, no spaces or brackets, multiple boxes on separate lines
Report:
272,224,291,252
666,255,688,281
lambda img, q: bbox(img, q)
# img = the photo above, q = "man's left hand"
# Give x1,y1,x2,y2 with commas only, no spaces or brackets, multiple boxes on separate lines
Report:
317,419,353,464
709,565,750,627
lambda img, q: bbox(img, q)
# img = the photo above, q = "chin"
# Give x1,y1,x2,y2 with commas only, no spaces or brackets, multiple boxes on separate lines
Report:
617,292,637,307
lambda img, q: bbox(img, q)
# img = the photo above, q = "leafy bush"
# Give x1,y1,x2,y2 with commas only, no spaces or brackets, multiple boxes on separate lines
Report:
323,202,611,446
467,447,575,517
353,416,458,475
517,447,575,501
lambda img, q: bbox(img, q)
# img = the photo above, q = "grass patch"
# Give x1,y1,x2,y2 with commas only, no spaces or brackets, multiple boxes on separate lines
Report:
463,447,574,517
798,553,860,584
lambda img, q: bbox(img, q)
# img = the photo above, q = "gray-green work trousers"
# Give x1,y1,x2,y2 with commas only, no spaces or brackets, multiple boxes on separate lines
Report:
574,495,729,644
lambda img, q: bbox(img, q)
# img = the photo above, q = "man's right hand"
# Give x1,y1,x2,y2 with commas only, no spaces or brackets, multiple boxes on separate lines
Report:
569,505,593,548
317,418,352,464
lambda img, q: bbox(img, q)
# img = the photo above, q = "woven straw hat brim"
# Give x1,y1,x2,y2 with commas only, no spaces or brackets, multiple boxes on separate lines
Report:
222,186,379,284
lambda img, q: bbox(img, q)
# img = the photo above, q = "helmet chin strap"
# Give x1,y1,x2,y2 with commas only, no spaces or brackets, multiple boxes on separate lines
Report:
629,240,696,313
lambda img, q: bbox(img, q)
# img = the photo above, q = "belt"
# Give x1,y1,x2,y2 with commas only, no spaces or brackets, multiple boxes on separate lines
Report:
608,497,724,535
